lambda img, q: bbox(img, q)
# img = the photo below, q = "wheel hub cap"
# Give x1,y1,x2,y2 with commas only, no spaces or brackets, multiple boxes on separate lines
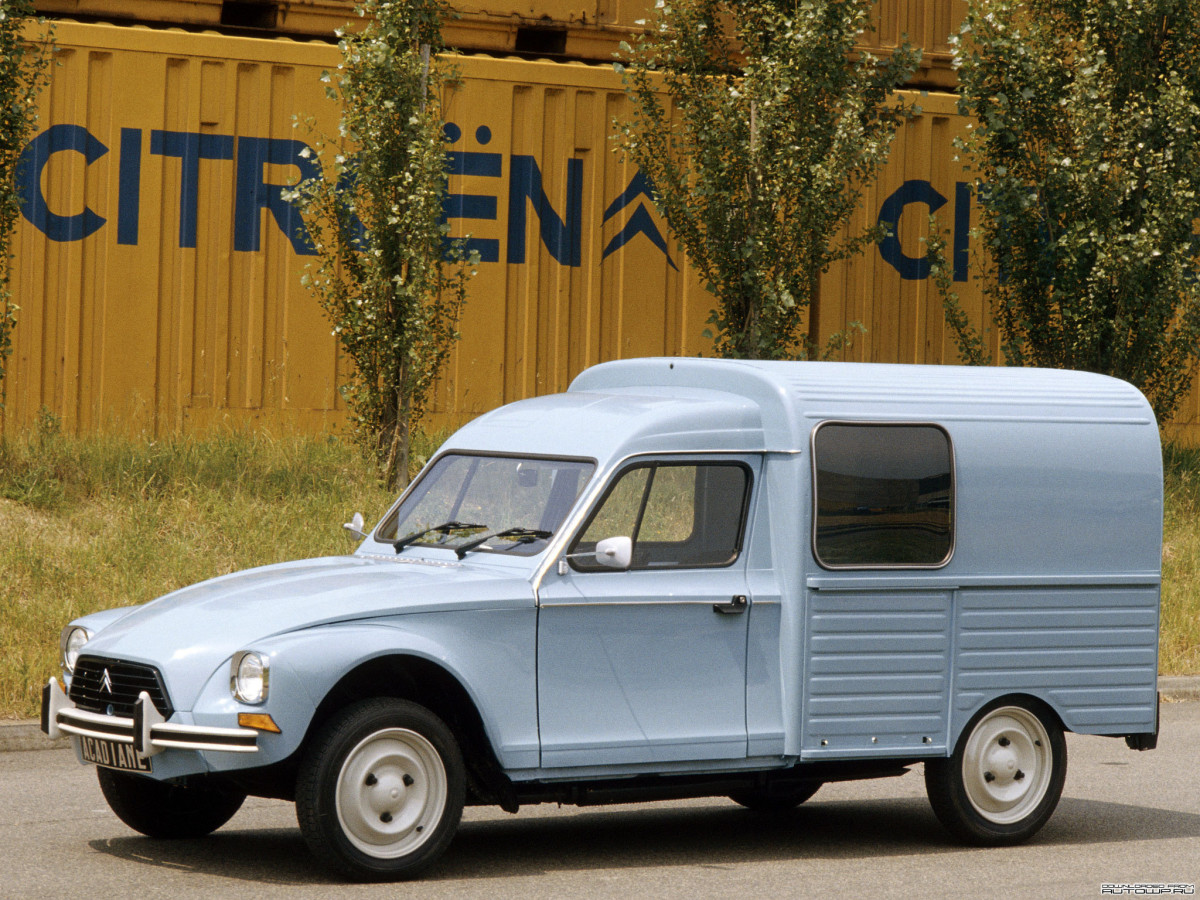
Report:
334,728,448,858
961,707,1053,825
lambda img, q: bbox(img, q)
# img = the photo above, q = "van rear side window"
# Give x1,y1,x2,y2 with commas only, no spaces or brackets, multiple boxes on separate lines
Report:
812,423,953,569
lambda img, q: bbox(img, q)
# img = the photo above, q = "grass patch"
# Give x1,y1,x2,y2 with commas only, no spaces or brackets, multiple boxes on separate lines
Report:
2,430,1196,720
0,427,400,719
1161,444,1200,675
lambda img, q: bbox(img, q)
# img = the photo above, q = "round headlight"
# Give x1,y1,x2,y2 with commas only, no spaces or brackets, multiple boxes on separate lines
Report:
60,626,91,674
231,651,269,705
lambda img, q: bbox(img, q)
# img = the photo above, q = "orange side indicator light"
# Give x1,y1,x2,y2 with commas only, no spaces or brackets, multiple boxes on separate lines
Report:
238,713,281,733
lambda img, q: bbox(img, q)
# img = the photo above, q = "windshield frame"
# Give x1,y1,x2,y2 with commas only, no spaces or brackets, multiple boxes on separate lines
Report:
373,450,598,558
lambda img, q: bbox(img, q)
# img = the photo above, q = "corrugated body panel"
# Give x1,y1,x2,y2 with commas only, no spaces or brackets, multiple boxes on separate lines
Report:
802,590,951,757
953,588,1160,735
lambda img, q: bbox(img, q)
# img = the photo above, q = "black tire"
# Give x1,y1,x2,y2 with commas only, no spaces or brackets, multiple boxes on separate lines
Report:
925,698,1067,845
97,767,245,839
729,780,822,812
295,698,466,882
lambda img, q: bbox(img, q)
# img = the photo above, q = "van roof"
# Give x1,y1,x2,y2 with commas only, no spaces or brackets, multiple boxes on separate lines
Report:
570,358,1156,451
446,358,1156,462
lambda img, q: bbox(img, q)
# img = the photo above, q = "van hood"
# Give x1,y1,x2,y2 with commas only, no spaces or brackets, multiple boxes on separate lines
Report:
77,554,534,709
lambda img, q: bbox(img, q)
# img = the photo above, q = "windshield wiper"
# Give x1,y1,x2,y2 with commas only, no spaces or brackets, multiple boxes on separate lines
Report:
453,527,554,559
392,521,487,553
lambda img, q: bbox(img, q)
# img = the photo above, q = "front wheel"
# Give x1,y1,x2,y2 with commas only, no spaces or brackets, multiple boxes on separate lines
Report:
925,699,1066,845
295,698,466,881
97,767,245,838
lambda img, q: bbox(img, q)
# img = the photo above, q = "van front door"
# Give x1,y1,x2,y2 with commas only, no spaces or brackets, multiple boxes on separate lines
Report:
535,458,757,769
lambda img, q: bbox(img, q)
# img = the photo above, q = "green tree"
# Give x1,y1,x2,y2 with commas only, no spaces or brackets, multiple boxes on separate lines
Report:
291,0,475,488
950,0,1200,420
616,0,919,360
0,0,51,413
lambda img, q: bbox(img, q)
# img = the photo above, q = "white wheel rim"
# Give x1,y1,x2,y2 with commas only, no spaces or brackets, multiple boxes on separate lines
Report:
334,727,448,859
961,706,1053,825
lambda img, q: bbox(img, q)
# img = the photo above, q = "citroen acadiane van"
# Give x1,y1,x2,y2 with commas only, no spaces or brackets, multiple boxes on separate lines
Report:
43,358,1162,880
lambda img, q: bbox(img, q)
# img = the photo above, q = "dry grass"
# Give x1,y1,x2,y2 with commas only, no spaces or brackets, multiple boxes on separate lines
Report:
1161,444,1200,675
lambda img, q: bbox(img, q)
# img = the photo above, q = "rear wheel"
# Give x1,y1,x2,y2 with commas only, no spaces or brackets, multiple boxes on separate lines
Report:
295,698,466,881
729,780,822,812
925,699,1066,845
97,767,245,838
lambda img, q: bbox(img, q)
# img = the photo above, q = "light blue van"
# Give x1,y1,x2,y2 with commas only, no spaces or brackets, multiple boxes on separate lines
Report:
42,358,1163,880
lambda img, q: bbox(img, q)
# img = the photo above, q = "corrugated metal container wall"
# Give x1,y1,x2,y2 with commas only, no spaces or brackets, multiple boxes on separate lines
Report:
32,0,965,84
8,22,348,435
434,55,709,418
10,20,1200,441
868,0,967,89
5,21,718,436
816,91,1001,368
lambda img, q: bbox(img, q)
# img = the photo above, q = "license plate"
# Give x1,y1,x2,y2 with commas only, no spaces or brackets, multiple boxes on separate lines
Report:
79,735,152,773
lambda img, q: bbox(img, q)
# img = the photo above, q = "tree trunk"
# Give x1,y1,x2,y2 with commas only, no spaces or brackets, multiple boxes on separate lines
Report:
396,394,411,493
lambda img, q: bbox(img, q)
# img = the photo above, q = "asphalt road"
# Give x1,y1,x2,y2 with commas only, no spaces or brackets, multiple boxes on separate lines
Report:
3,703,1198,900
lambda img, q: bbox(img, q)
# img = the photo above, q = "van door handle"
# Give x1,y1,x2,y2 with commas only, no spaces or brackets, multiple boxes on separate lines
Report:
713,595,748,615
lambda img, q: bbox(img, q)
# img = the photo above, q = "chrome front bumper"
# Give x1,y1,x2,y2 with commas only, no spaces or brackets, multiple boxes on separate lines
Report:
42,678,258,755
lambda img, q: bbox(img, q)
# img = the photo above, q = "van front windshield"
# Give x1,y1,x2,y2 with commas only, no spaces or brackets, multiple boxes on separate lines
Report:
376,454,595,557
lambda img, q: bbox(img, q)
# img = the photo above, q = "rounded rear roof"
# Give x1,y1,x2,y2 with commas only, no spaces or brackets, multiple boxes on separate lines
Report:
444,358,1157,465
571,358,1156,450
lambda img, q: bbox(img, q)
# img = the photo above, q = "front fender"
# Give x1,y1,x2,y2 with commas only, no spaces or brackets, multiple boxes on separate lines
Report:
188,607,538,774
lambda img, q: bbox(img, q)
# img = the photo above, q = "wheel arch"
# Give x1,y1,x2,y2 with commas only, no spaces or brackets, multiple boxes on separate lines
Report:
950,692,1068,753
305,653,516,811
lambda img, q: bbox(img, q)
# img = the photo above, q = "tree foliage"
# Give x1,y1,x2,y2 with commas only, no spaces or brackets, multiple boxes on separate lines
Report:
951,0,1200,420
0,0,50,411
616,0,919,360
291,0,475,488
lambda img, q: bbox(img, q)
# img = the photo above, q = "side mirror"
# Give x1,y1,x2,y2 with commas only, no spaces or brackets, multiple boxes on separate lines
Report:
343,512,367,540
560,535,633,574
593,535,633,569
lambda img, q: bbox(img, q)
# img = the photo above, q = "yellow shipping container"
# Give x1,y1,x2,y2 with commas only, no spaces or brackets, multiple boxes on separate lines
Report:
8,22,348,434
7,20,1199,442
33,0,965,85
5,20,719,435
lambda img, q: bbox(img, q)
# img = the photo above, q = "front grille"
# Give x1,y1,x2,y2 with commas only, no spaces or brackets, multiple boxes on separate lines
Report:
69,656,174,718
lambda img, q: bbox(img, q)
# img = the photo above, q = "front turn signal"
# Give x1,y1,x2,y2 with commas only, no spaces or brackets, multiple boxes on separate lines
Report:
237,712,281,733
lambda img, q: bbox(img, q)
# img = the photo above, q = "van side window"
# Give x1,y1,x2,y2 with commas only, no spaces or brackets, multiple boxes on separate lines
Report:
572,462,751,571
812,424,953,568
